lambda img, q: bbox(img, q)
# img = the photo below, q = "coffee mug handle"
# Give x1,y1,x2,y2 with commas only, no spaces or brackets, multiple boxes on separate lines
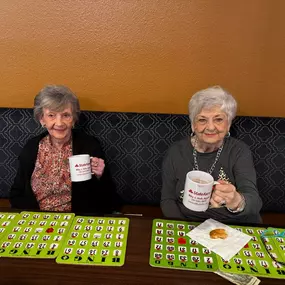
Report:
209,181,227,208
90,156,94,175
209,181,218,208
214,181,227,205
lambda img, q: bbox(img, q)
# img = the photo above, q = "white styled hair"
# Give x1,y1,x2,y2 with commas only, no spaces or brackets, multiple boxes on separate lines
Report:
188,86,237,127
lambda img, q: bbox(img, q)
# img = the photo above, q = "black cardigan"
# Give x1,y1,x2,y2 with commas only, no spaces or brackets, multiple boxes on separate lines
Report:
9,130,121,215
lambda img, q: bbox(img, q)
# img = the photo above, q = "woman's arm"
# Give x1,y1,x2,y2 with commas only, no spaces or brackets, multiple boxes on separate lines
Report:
9,155,26,208
88,136,122,213
160,149,185,219
232,145,263,216
9,146,39,210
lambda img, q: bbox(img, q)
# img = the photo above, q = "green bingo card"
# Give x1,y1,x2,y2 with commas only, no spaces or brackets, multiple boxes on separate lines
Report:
0,211,75,258
0,213,19,240
149,219,285,280
149,219,218,272
56,216,129,266
217,226,285,279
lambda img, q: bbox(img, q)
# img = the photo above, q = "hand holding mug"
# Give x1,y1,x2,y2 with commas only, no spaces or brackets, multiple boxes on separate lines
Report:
91,157,105,178
69,154,105,182
69,154,92,182
210,180,242,209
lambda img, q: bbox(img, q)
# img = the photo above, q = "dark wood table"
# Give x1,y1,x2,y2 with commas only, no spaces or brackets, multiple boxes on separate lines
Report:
0,214,284,285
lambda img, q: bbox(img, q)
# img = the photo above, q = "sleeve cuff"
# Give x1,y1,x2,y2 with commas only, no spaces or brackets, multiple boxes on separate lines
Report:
227,193,246,213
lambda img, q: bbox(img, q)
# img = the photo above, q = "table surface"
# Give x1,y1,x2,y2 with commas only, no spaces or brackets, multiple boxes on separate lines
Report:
0,213,285,285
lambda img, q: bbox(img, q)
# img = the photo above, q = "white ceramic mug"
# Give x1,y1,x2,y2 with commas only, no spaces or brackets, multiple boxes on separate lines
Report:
183,170,217,212
68,154,92,182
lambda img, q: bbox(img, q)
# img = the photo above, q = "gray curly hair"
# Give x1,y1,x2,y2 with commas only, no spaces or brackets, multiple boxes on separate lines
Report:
34,85,80,122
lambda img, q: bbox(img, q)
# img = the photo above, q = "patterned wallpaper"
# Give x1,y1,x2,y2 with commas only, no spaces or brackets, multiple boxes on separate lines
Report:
0,108,284,212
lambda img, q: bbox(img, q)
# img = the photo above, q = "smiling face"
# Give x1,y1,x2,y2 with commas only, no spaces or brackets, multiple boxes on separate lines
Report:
40,104,74,144
193,106,230,146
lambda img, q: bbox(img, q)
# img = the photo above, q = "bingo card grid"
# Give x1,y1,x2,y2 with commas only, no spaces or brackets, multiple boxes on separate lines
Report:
56,216,129,266
149,219,219,272
217,226,285,279
0,211,75,258
0,212,19,241
150,219,285,279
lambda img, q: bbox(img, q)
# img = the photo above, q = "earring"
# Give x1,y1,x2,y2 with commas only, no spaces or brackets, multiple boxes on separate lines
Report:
226,131,230,138
41,124,46,128
190,131,195,137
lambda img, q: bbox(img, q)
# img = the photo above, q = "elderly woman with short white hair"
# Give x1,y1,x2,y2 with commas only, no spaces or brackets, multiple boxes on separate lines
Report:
161,86,262,224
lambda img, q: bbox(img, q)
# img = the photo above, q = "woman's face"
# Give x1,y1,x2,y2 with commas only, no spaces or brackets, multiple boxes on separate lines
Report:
193,106,230,145
40,104,74,143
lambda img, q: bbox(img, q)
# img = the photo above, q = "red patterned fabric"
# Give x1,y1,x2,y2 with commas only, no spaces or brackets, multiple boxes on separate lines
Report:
31,135,72,211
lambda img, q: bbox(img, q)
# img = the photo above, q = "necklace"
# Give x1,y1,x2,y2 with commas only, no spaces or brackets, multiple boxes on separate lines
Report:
192,136,224,175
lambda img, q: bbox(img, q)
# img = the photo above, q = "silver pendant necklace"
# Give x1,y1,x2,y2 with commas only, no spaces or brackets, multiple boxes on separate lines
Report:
192,136,224,175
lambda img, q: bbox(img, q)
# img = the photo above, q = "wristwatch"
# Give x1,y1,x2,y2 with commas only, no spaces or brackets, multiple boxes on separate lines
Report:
227,194,246,213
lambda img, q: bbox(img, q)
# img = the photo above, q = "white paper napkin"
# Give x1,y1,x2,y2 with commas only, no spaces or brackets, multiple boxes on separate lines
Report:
186,218,252,261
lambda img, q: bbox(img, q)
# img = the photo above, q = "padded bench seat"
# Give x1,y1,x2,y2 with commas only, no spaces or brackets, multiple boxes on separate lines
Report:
1,108,285,223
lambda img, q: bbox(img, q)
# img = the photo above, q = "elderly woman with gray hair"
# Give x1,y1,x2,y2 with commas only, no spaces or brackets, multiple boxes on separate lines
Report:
10,85,120,215
161,86,262,224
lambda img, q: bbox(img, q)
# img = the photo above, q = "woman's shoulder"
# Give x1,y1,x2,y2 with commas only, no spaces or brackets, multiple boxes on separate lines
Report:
19,132,47,158
73,129,99,140
72,129,101,147
166,137,190,155
226,136,252,153
72,130,105,157
23,132,47,148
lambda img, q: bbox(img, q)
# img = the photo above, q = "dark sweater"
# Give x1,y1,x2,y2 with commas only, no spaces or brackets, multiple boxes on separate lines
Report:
9,130,121,215
161,137,263,224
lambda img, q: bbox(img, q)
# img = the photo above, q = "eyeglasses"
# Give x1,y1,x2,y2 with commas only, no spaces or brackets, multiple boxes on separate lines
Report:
260,227,285,266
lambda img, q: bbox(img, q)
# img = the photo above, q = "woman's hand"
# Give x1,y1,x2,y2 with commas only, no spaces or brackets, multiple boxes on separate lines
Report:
210,180,242,210
91,157,105,179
